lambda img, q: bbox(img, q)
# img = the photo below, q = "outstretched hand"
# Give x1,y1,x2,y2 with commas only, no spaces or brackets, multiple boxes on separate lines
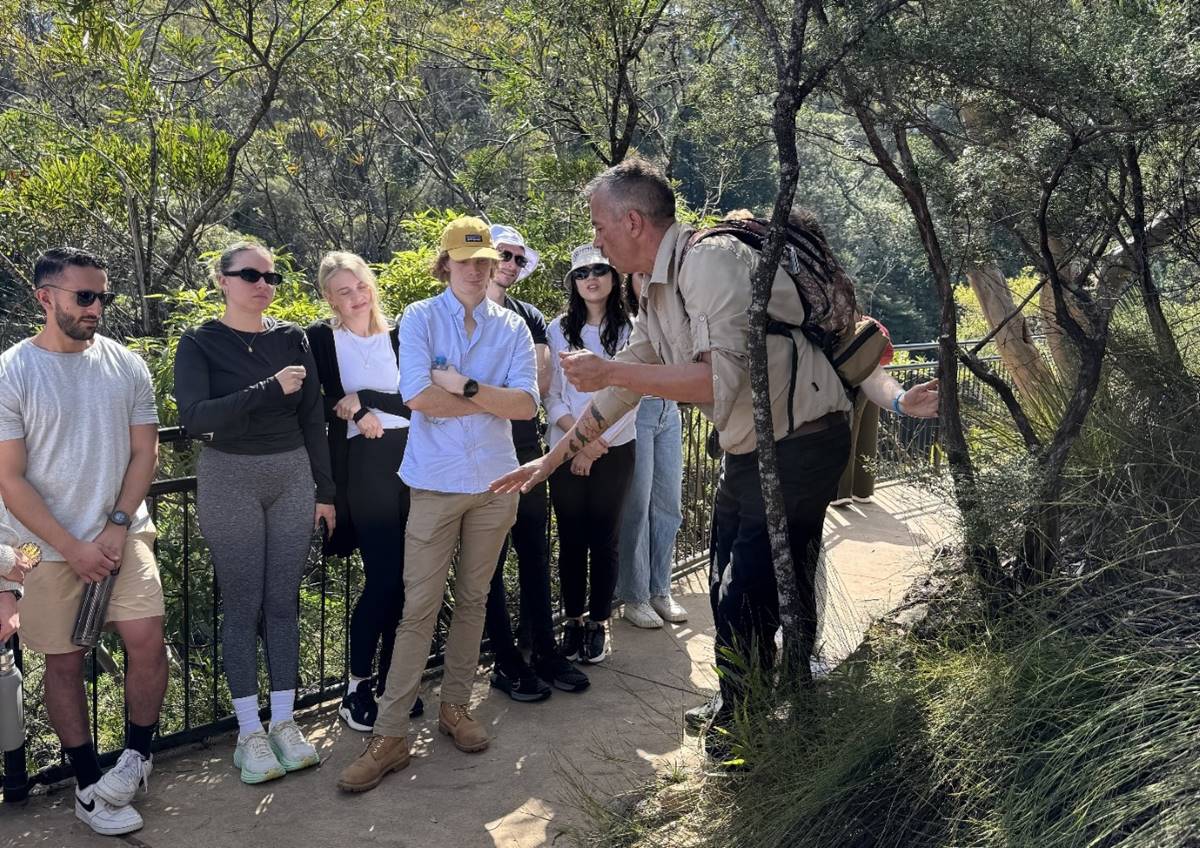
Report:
900,378,939,418
490,455,556,494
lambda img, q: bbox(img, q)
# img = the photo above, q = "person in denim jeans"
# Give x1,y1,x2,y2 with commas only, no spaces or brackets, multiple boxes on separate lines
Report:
615,274,686,629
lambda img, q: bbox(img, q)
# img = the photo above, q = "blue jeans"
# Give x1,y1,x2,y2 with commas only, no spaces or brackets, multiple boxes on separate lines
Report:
615,398,684,604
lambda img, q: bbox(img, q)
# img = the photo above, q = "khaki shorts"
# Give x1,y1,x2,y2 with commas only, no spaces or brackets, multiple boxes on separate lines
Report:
18,531,164,655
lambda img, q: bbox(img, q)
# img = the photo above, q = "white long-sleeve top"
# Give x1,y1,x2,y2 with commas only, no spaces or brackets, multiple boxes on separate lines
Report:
545,317,639,450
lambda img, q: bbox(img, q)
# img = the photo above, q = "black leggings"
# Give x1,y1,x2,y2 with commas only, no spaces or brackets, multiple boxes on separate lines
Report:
346,429,410,686
551,441,636,621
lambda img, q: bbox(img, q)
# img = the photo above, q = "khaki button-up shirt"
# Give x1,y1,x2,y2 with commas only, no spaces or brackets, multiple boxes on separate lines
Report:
591,222,851,455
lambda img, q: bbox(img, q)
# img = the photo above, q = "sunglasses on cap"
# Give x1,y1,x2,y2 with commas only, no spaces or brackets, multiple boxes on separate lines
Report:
39,284,117,308
570,264,610,283
226,268,284,286
499,250,529,269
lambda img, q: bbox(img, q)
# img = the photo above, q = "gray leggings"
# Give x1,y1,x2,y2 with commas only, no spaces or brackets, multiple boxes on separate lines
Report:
197,446,315,699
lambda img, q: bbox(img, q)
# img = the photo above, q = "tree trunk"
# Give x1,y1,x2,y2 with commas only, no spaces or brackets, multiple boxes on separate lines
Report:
966,265,1055,404
744,0,810,673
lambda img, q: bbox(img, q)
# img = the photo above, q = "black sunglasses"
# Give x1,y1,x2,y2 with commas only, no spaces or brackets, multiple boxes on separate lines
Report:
570,263,611,282
226,268,284,286
499,250,529,269
39,284,117,308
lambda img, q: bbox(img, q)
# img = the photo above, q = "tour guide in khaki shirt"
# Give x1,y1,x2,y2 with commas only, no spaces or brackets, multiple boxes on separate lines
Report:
492,158,938,756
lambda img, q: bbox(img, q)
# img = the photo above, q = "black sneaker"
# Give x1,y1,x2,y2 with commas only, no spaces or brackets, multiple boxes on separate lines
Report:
580,620,608,664
685,692,724,734
371,684,425,720
491,657,552,703
532,650,590,693
339,680,378,732
561,619,585,661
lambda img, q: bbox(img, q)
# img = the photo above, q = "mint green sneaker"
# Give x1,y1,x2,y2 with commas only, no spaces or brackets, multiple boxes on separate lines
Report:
268,720,320,772
233,730,286,784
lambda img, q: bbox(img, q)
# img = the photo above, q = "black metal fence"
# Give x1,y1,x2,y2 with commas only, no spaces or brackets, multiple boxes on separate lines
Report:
4,340,1006,790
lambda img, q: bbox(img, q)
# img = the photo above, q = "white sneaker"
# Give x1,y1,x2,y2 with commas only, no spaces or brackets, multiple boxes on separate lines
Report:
852,495,874,504
75,782,143,836
94,748,152,807
650,594,688,623
829,497,853,507
233,730,286,784
268,720,320,772
622,601,664,629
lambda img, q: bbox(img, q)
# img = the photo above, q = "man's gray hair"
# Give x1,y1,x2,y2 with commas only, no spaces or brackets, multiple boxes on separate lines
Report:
584,158,676,225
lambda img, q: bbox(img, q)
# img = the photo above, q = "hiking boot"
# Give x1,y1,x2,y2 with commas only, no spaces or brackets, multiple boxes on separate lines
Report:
580,620,609,664
650,594,688,624
267,720,320,772
622,601,663,629
94,749,151,807
339,679,378,732
532,649,590,693
491,656,552,703
685,692,724,734
703,726,747,772
560,619,585,661
438,703,489,753
336,735,410,793
74,783,143,836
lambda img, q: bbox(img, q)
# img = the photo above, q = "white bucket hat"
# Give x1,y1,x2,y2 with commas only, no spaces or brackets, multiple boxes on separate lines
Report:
563,243,614,289
489,224,540,282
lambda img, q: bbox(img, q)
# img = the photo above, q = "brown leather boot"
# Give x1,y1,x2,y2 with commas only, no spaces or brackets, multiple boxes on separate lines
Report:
336,735,410,792
438,703,489,753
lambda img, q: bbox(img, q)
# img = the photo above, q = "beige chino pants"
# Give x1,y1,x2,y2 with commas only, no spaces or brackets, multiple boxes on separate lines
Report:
373,488,518,738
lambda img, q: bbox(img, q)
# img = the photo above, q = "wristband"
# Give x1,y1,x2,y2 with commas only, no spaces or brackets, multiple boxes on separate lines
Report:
352,407,370,423
892,393,904,416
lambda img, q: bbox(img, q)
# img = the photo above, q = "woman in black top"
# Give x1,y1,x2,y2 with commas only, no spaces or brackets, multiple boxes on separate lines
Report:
173,241,334,784
306,250,421,733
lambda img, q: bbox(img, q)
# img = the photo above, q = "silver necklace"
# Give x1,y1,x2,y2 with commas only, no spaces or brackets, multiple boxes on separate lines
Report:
219,318,266,353
343,327,380,370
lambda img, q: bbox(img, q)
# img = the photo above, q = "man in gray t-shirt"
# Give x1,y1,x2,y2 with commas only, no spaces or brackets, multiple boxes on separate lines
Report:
0,247,165,837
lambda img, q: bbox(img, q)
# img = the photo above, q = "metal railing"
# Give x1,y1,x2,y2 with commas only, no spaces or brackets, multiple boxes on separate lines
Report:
4,340,1007,790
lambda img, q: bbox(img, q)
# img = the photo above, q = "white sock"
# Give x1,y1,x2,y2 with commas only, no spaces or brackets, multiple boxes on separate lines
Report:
233,696,263,739
347,676,367,696
269,689,295,728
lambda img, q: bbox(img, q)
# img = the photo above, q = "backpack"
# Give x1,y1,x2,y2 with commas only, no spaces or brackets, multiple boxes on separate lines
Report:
681,218,889,433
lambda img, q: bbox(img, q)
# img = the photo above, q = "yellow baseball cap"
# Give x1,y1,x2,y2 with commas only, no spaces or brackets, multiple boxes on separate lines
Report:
441,216,501,261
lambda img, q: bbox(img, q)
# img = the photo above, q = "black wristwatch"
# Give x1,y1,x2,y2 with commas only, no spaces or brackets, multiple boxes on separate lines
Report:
108,509,131,528
352,407,370,423
462,379,480,398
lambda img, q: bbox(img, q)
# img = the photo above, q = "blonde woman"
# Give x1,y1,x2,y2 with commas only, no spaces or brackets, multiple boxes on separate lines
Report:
173,242,334,784
306,252,423,733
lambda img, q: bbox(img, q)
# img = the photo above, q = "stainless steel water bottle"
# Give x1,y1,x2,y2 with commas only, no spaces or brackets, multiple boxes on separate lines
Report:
1,641,28,804
2,542,39,803
71,571,118,649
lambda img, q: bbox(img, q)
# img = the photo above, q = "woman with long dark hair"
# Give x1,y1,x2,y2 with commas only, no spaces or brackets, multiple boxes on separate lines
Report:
545,245,639,664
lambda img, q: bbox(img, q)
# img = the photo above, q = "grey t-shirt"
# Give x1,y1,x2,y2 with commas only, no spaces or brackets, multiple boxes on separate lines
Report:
0,335,159,560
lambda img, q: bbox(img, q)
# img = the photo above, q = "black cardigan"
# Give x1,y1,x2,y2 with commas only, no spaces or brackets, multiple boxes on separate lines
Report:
305,320,409,557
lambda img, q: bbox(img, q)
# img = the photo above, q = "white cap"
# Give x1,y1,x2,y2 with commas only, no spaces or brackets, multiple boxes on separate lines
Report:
489,224,540,282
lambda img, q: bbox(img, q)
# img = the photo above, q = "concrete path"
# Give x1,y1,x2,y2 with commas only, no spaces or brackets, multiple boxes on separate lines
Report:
0,482,952,848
